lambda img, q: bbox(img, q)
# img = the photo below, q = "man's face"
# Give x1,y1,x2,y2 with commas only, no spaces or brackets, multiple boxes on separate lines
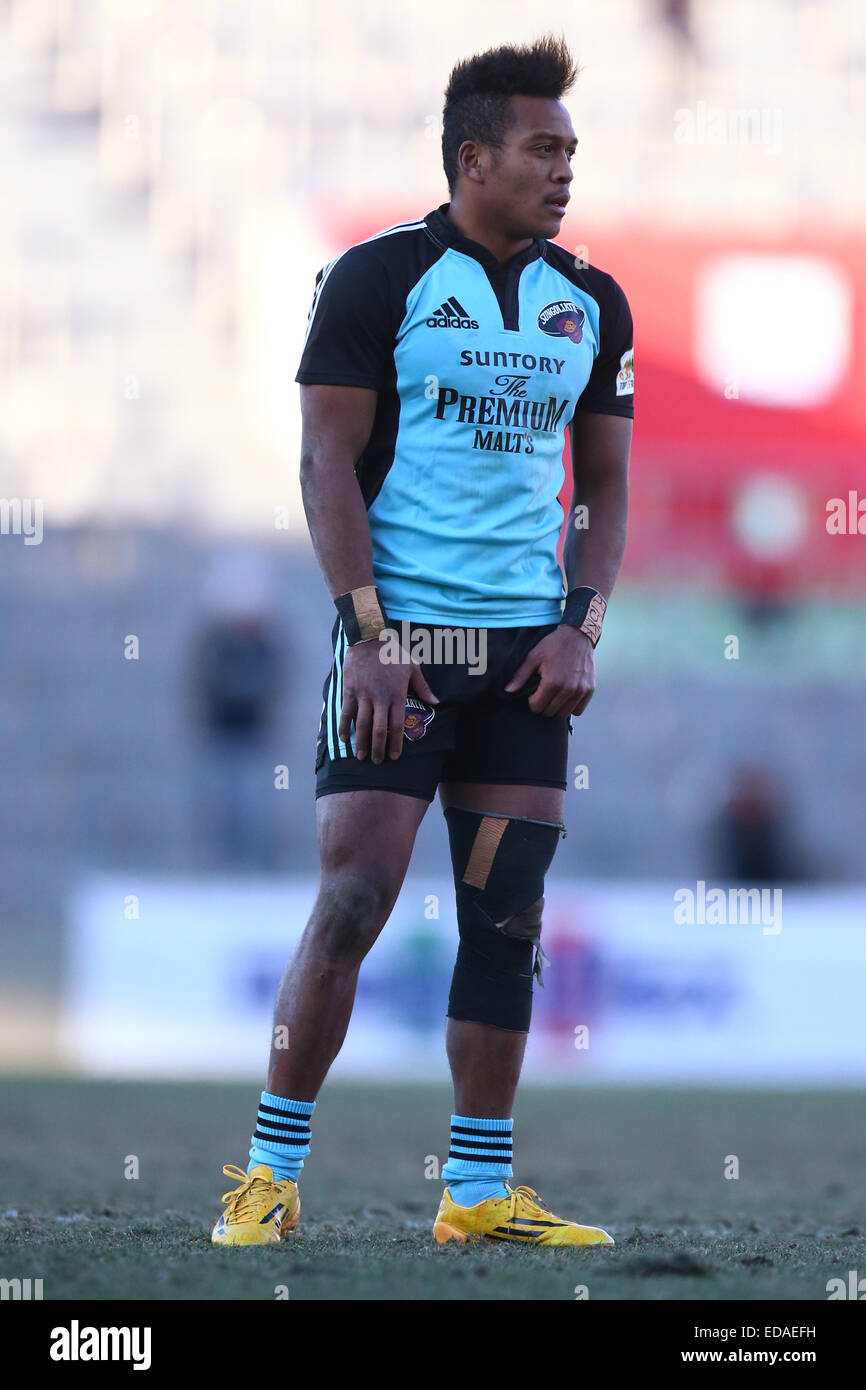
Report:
472,95,576,240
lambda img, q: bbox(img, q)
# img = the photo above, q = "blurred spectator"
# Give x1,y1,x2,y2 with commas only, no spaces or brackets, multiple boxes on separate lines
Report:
190,552,285,871
711,763,813,883
658,0,695,49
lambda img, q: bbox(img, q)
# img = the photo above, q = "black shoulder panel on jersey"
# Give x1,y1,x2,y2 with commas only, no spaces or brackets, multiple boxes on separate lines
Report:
540,242,635,419
296,220,447,508
540,240,625,317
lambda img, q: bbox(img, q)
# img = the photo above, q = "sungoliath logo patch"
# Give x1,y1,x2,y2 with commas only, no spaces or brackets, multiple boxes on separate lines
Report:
403,697,435,741
537,300,585,344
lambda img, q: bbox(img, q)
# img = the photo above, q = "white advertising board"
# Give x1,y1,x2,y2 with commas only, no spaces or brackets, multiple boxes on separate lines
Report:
65,878,866,1084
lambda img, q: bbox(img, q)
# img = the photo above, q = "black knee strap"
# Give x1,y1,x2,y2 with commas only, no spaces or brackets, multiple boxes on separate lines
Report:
444,806,563,1031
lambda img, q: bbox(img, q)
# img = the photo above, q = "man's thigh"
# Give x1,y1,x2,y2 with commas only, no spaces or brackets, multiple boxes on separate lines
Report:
316,788,429,908
438,781,564,822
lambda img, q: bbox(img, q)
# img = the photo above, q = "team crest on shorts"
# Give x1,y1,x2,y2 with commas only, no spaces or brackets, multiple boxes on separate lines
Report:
537,300,585,344
404,697,435,741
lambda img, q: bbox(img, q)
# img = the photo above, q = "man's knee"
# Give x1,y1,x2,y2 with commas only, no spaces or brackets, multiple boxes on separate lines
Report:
444,806,563,1031
311,871,397,963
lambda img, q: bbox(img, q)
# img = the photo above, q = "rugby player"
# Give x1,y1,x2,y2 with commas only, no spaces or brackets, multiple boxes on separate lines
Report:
213,34,634,1248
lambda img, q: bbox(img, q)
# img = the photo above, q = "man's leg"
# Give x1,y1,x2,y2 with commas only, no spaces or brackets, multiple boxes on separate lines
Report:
267,787,429,1099
213,787,428,1245
431,778,611,1244
438,780,564,1116
433,778,563,1214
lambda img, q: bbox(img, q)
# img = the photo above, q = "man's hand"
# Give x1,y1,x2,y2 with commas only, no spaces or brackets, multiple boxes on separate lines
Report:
503,625,595,718
339,640,439,764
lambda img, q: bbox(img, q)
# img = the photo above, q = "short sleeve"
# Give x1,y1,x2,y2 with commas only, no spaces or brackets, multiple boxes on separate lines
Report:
575,276,634,419
295,245,396,391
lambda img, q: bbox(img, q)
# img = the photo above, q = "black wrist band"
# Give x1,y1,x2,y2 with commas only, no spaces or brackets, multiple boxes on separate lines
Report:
560,587,607,648
334,586,388,645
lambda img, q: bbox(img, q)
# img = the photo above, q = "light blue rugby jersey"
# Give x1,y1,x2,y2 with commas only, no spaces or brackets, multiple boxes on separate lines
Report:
296,204,634,627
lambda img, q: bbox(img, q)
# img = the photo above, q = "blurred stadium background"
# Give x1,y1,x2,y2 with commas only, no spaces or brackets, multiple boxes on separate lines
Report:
1,0,865,1095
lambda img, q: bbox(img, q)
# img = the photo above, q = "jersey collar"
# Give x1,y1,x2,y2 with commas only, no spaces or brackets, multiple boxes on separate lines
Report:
425,204,542,273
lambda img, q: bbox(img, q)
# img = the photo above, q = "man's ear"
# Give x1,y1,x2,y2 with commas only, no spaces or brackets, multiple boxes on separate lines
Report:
457,139,485,184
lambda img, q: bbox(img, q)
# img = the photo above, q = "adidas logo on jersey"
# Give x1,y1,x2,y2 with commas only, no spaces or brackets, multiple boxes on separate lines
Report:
426,296,479,330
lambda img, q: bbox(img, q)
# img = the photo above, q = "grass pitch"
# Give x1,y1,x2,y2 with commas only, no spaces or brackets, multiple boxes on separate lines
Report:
1,1080,863,1301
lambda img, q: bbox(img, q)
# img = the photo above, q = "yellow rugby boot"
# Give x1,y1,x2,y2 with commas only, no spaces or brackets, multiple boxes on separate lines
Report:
433,1183,614,1247
211,1164,300,1246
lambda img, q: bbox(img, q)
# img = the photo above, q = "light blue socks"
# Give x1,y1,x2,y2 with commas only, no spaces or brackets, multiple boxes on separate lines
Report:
248,1091,315,1182
440,1114,512,1206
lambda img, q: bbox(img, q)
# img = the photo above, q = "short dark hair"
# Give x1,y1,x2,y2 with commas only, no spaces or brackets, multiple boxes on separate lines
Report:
442,36,578,192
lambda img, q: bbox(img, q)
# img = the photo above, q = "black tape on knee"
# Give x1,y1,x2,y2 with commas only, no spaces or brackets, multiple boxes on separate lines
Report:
444,806,561,1031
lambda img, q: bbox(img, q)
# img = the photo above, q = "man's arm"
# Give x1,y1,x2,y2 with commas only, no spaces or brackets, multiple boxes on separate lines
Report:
562,410,631,598
299,384,438,763
504,411,632,718
299,384,380,598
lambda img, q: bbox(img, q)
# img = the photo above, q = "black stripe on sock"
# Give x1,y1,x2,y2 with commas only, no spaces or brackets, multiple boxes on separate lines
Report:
254,1121,310,1134
253,1129,309,1147
256,1116,311,1134
259,1103,313,1120
447,1150,511,1164
451,1125,512,1140
450,1137,512,1152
